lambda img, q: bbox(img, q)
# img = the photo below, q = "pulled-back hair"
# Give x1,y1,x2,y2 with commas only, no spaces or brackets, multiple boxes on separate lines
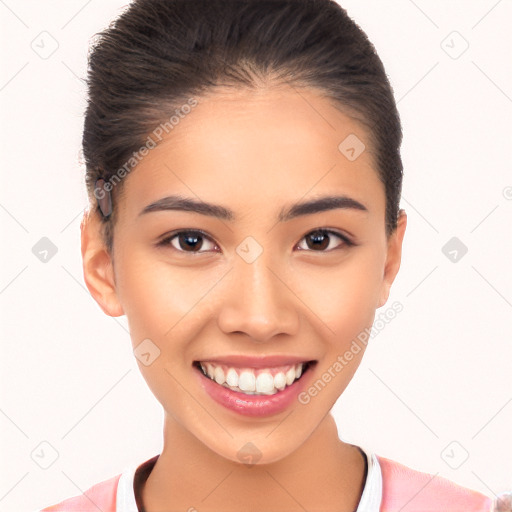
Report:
83,0,403,255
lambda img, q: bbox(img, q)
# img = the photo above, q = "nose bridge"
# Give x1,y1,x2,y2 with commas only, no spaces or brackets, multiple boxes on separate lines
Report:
217,242,299,341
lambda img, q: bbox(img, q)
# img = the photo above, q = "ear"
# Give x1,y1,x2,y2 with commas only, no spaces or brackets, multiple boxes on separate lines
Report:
80,209,124,317
377,209,407,308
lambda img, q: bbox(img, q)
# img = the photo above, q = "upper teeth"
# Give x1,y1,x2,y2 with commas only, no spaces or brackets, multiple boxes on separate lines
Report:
199,362,306,395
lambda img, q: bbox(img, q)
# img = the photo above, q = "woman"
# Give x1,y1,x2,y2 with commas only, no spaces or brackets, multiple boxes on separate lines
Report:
38,0,509,510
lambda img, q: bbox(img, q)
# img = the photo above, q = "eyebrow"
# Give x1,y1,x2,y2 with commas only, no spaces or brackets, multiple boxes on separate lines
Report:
138,194,368,222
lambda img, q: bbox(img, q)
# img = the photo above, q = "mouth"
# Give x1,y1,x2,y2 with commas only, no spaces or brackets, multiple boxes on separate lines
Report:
193,359,317,396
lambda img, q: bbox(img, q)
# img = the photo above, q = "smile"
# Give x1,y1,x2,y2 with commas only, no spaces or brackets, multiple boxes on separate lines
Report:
192,353,318,417
194,360,314,396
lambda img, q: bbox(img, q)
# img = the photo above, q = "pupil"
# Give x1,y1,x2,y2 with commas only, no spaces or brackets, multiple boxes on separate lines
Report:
307,230,329,250
180,232,202,251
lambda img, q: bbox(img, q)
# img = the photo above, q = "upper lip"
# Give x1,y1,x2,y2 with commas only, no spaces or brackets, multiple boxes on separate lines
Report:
194,355,317,369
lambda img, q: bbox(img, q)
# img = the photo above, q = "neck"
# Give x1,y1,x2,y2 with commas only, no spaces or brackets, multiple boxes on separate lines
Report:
141,412,367,512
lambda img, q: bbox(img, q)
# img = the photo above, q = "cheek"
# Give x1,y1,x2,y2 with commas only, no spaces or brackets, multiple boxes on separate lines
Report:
115,249,215,340
292,247,384,338
114,251,208,409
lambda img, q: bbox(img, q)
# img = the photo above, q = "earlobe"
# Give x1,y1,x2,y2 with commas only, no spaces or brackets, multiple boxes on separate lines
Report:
80,210,124,317
378,209,407,308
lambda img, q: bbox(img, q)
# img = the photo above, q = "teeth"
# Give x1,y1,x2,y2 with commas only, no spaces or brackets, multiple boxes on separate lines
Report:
273,372,287,391
214,366,225,385
226,368,238,387
198,361,309,395
238,371,256,392
285,367,296,386
256,372,275,393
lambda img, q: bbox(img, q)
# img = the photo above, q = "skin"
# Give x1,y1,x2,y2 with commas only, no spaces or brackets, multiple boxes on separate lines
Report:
81,84,407,512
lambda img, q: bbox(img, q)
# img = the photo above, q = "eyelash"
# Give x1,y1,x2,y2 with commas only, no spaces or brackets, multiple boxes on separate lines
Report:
156,228,355,255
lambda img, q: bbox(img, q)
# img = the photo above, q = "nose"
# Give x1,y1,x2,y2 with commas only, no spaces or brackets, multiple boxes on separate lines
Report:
217,254,300,343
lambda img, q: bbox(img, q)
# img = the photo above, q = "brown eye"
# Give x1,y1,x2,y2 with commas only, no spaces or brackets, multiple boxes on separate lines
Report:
296,229,353,252
157,228,354,255
158,230,217,253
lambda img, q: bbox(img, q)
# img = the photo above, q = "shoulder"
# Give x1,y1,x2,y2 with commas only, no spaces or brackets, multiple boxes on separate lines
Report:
375,454,493,512
37,473,121,512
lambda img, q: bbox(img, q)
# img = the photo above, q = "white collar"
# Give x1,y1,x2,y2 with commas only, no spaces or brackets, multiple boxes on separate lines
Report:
116,461,139,512
116,445,382,512
356,446,383,512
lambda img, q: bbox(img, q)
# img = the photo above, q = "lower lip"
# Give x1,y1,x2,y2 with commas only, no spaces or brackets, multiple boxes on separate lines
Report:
194,363,315,417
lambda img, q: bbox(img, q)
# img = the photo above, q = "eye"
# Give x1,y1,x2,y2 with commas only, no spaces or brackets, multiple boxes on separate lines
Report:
157,228,354,255
157,229,218,254
295,229,354,252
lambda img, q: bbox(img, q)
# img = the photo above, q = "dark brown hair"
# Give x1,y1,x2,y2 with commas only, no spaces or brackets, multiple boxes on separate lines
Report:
83,0,403,255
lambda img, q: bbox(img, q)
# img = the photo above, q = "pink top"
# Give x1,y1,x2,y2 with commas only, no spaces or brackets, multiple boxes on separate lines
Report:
378,455,493,511
35,446,499,512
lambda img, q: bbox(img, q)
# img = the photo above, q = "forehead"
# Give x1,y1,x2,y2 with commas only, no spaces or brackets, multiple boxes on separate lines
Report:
118,85,384,222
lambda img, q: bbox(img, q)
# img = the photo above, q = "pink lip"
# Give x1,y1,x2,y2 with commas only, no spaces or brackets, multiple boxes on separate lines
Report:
194,354,315,368
194,361,316,417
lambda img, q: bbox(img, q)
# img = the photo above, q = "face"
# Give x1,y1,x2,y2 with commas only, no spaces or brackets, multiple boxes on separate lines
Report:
82,85,406,465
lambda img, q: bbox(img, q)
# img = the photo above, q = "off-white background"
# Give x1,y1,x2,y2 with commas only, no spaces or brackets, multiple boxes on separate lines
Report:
0,0,511,510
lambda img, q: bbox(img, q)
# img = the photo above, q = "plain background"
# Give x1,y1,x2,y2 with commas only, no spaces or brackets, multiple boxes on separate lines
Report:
0,0,511,510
